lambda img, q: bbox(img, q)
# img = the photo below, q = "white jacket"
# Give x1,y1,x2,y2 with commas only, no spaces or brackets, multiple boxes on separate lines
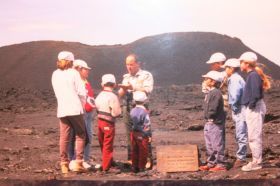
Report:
95,90,121,118
51,68,86,118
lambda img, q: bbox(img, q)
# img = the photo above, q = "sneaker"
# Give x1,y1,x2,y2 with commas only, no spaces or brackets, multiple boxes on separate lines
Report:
127,160,132,165
241,162,262,172
73,161,87,173
233,159,246,168
95,163,102,171
82,161,92,170
199,165,210,171
69,160,75,171
131,167,139,173
60,163,69,174
145,158,153,169
103,167,121,174
209,166,227,172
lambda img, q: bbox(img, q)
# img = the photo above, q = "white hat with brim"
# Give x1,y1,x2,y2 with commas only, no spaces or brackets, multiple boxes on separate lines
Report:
58,51,74,61
239,52,258,62
133,91,147,102
222,58,240,68
73,59,91,69
101,74,116,85
202,71,224,82
206,52,226,64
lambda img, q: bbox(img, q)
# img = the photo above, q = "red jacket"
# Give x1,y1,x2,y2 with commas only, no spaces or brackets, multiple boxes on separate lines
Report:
84,81,95,112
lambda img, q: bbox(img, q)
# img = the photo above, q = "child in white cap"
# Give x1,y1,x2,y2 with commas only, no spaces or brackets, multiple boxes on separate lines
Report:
95,74,121,173
223,58,248,168
200,71,227,172
68,59,95,170
239,52,271,171
130,91,152,173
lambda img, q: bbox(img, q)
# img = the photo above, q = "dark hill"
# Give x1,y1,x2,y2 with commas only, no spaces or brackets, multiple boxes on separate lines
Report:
0,32,279,90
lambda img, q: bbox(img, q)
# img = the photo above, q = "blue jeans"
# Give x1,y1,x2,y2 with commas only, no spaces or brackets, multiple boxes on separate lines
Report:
68,111,93,162
84,111,93,162
232,107,247,160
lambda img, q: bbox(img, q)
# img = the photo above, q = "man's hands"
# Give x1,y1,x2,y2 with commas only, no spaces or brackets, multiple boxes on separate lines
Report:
118,83,133,90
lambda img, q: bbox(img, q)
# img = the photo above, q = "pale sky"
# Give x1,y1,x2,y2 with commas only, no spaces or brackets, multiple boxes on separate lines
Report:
1,0,280,65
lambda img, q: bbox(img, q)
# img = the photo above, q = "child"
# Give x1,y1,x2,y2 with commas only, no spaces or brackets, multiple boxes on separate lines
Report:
200,71,227,172
239,52,271,171
68,59,95,170
223,58,248,168
130,91,152,173
95,74,121,172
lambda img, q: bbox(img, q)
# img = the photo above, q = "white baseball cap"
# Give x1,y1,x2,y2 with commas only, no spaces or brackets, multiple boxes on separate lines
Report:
239,51,258,62
222,58,240,68
133,91,147,102
101,74,116,85
202,71,224,82
58,51,74,61
206,52,226,64
73,59,91,69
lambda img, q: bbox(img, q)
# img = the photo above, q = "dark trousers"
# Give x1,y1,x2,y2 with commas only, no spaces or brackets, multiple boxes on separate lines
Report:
130,131,149,170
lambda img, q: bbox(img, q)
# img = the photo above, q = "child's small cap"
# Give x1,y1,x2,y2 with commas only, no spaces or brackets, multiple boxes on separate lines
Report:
222,58,240,68
239,52,257,62
73,59,91,69
133,91,147,102
101,74,116,85
58,51,74,61
202,71,223,82
206,52,226,64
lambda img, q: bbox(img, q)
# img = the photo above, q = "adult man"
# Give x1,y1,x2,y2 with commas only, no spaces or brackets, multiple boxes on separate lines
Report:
118,54,154,166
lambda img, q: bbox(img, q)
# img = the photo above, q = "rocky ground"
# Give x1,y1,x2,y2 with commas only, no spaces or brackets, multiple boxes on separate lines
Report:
0,83,280,181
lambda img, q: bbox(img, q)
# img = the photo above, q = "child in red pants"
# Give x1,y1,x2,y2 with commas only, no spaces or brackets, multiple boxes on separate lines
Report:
130,91,152,173
95,74,121,172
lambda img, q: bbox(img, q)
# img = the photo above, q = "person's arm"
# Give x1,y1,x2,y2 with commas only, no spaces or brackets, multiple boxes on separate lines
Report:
118,77,131,97
143,113,152,137
140,72,154,94
207,91,222,119
110,94,122,117
228,78,243,113
74,70,87,106
248,73,263,109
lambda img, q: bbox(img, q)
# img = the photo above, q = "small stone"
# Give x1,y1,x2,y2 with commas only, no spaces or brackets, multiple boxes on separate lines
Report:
260,171,269,176
187,124,204,131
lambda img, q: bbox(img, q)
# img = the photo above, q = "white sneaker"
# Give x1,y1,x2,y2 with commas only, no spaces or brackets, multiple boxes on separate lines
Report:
82,161,92,169
241,162,262,172
95,163,102,170
69,160,75,171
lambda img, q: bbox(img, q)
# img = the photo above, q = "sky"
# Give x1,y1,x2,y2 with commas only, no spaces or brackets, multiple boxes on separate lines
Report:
1,0,280,66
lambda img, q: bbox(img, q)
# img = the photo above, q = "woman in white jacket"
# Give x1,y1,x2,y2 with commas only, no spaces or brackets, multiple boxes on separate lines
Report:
51,51,87,174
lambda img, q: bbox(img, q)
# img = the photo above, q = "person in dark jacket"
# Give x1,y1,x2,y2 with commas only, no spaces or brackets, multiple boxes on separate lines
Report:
239,52,271,172
199,71,227,172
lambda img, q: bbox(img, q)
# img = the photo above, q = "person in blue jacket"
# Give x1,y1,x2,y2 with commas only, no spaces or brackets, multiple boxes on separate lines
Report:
223,58,247,168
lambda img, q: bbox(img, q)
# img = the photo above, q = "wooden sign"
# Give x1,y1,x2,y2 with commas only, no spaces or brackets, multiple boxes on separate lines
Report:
156,145,199,172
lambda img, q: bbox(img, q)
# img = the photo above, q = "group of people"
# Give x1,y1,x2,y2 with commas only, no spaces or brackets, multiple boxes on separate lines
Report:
51,52,154,174
200,52,271,172
51,49,271,175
